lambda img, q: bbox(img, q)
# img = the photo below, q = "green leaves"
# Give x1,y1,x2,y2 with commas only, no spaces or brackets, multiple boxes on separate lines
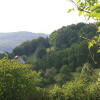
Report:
0,57,42,100
76,0,80,3
67,8,74,13
68,0,100,20
79,11,83,16
98,26,100,32
88,40,96,49
88,35,100,54
97,49,100,53
88,4,100,19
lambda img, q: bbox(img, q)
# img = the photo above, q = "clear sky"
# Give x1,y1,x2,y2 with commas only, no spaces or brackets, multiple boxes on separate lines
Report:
0,0,91,34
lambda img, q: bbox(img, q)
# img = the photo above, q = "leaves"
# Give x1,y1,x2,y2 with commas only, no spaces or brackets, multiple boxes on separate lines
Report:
0,57,42,100
89,4,100,19
76,0,80,3
79,11,83,16
98,26,100,32
97,49,100,53
88,40,96,49
67,8,74,13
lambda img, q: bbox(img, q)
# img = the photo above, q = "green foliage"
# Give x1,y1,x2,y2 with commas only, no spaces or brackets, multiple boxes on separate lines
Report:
8,22,100,99
54,73,72,85
45,67,57,84
76,66,82,72
35,46,46,59
48,76,100,100
1,0,100,99
26,46,46,65
49,23,97,50
70,0,99,19
62,79,87,100
80,63,97,82
37,40,89,72
70,0,100,65
13,37,49,56
0,53,5,59
49,85,64,100
49,79,89,100
60,65,71,73
0,57,42,100
86,81,100,100
67,8,74,13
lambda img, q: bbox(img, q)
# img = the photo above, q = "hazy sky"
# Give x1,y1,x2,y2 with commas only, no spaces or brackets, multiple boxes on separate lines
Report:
0,0,90,34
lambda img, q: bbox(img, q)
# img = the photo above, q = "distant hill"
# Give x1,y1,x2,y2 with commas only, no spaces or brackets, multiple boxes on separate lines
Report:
0,31,48,52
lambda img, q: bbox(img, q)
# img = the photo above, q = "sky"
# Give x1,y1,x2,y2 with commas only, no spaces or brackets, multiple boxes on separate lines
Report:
0,0,92,34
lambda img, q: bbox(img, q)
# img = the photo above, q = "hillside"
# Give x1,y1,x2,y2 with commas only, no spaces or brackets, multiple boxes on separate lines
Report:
1,23,100,100
0,31,48,52
11,23,100,87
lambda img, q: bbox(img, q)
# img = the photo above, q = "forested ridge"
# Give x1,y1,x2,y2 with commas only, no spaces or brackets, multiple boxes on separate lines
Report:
0,22,100,100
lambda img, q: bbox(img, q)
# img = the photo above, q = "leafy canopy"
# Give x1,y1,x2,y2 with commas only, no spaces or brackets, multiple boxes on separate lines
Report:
0,57,42,100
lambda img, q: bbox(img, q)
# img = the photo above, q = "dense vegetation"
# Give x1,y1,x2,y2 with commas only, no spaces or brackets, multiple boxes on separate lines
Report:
0,57,43,100
0,0,100,98
0,22,100,99
11,23,99,86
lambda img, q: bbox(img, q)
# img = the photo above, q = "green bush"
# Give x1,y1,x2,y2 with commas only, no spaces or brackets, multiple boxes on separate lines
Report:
0,57,42,100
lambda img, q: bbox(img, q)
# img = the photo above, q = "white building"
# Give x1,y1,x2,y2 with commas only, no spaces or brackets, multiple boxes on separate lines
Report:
15,56,25,64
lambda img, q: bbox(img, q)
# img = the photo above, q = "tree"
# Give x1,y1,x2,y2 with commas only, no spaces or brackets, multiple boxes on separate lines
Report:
62,79,87,100
69,0,100,65
60,65,71,73
54,73,72,85
80,63,97,82
68,0,99,19
13,37,49,56
49,23,97,50
35,46,46,59
45,67,57,84
0,57,42,100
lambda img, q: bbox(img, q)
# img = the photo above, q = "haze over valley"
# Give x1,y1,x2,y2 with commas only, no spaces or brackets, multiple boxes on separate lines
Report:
0,31,48,52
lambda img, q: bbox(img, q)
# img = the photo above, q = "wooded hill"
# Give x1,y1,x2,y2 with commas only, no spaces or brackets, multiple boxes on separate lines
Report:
0,23,100,100
7,22,100,86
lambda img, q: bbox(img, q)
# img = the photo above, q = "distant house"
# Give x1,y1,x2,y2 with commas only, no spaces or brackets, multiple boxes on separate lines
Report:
4,51,9,56
14,56,25,64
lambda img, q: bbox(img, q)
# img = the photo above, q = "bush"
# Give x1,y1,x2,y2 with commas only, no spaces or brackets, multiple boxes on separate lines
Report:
62,79,87,100
0,57,42,100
